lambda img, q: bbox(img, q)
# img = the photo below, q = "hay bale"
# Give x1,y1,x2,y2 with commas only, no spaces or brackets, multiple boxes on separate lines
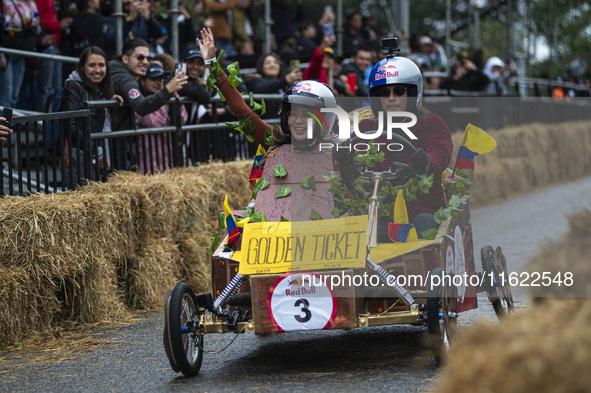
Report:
0,268,57,344
0,159,252,346
436,208,591,393
452,120,591,206
437,298,591,393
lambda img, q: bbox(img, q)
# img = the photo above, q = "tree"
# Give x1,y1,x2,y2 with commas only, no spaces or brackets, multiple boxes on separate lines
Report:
532,0,591,79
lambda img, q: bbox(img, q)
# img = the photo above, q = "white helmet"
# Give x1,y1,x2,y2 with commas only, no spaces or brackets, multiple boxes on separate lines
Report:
280,80,337,138
368,54,424,114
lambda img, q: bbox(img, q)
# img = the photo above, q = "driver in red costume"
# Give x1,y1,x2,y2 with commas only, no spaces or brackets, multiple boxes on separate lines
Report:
337,40,453,241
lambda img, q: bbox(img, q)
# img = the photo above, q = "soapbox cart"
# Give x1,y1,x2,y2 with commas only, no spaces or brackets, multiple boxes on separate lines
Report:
162,133,515,377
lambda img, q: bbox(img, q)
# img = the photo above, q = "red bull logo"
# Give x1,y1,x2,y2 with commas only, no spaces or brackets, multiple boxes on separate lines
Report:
293,82,312,92
287,277,303,286
375,64,399,80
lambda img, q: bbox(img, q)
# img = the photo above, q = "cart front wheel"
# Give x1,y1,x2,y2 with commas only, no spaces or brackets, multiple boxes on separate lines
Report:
167,282,204,377
426,268,458,364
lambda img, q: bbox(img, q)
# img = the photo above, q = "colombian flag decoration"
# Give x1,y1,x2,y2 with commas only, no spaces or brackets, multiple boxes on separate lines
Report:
249,144,266,186
224,195,242,245
388,190,419,243
454,124,497,171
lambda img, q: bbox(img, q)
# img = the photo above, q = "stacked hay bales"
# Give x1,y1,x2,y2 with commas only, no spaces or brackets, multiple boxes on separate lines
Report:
0,161,252,346
436,209,591,393
452,120,591,207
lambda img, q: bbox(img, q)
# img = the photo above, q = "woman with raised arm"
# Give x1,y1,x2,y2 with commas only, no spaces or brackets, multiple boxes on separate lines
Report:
197,27,337,151
197,28,339,221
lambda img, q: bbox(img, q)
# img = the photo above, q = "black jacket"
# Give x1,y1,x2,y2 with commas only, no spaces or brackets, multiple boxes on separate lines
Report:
443,65,490,92
337,62,369,98
70,12,119,60
246,75,287,119
109,59,173,130
60,72,106,151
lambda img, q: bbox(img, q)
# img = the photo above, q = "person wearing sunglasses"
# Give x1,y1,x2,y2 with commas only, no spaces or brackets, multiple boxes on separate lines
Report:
338,42,453,241
109,38,189,134
136,62,188,174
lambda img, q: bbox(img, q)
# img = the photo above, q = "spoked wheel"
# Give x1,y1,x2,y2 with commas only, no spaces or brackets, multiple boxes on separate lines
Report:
426,268,458,364
481,245,515,319
166,282,204,377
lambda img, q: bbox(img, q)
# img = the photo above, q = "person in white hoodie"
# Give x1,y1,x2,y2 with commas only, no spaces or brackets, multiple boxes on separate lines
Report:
482,56,516,96
60,46,123,187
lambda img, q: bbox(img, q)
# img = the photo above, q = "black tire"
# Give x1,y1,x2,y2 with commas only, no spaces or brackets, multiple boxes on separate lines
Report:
168,282,204,377
481,245,509,319
426,268,457,364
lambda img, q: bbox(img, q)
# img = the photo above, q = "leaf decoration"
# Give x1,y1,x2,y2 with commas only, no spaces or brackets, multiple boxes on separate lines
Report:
217,213,225,229
275,185,291,198
253,177,269,193
420,228,438,240
263,128,274,146
244,207,268,222
300,175,317,191
260,98,266,116
226,61,243,88
280,216,290,222
209,232,221,253
273,163,288,178
355,140,385,168
434,208,452,224
310,209,323,220
331,206,342,218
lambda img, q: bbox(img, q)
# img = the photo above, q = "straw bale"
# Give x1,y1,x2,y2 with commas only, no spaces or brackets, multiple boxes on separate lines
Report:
0,268,57,345
452,120,591,206
121,238,181,309
437,208,591,393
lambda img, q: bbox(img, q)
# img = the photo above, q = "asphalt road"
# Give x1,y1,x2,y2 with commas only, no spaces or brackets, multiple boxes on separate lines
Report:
2,176,591,393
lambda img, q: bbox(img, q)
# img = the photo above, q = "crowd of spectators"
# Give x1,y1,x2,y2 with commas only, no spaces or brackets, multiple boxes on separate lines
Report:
2,0,590,175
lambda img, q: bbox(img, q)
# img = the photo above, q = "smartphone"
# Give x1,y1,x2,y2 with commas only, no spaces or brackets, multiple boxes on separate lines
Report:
346,73,357,93
323,23,334,37
175,62,187,77
289,59,300,72
163,71,174,85
1,107,12,129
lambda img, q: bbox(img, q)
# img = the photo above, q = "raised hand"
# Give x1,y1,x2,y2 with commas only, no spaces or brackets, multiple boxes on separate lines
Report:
197,28,216,61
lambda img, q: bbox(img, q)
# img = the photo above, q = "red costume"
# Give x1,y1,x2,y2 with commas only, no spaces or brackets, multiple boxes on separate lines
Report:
358,114,453,221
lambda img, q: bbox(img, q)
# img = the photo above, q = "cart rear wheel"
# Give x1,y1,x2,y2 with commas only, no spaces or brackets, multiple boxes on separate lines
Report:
426,268,457,364
167,282,204,377
481,246,515,319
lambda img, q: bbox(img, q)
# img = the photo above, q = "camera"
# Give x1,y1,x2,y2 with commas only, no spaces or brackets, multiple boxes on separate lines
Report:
382,37,400,54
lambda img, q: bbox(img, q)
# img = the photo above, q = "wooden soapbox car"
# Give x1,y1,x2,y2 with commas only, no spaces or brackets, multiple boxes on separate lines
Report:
162,132,515,377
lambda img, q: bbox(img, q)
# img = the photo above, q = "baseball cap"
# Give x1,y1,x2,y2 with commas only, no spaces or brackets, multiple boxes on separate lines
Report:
145,63,164,78
458,51,470,59
324,47,334,57
419,36,432,46
183,45,203,60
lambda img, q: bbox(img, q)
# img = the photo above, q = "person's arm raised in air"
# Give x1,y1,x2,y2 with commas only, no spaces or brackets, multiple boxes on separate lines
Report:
197,27,273,149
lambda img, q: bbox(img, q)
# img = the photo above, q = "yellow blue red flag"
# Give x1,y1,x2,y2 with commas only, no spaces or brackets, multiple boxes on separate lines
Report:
454,124,497,171
388,190,419,242
224,195,242,245
249,144,266,186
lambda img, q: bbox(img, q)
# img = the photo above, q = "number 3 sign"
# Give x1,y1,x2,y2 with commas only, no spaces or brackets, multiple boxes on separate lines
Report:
267,272,337,332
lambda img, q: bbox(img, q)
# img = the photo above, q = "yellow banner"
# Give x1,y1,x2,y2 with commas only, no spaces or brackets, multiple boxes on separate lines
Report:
237,216,368,275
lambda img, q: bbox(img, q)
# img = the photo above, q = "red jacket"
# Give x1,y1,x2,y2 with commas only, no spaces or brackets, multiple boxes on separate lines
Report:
358,114,453,220
35,0,62,45
303,47,328,84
